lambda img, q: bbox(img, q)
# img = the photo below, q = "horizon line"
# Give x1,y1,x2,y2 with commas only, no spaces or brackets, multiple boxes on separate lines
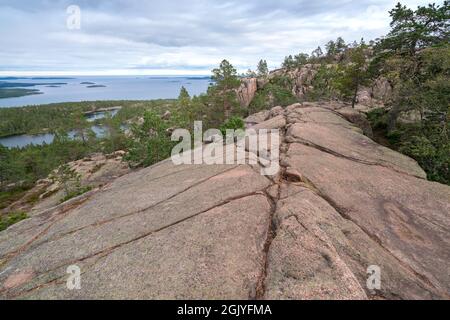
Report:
0,69,213,77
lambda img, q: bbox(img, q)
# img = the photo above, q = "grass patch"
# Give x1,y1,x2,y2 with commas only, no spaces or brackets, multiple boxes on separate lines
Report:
0,186,31,210
0,211,28,232
60,186,93,204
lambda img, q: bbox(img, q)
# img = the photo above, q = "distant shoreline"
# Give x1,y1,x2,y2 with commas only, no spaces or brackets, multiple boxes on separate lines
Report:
0,76,211,108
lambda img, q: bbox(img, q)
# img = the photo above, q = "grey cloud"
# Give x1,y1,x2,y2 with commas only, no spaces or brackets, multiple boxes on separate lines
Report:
0,0,437,74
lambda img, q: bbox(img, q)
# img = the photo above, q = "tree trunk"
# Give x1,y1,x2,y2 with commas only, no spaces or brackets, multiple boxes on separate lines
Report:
388,108,399,132
223,97,231,120
352,83,359,109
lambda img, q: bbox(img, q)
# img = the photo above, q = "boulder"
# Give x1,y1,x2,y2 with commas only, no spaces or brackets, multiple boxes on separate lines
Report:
244,110,270,126
269,106,284,118
356,88,373,106
161,110,171,120
336,107,374,138
236,78,258,107
372,77,392,101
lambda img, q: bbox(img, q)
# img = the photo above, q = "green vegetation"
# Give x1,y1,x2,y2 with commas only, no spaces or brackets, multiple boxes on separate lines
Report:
125,61,249,167
0,186,31,210
368,107,449,185
60,186,93,203
282,53,309,70
0,1,448,234
219,116,245,135
367,1,449,184
210,60,242,120
257,60,269,77
125,111,177,168
0,99,175,137
249,75,297,114
52,163,89,203
281,37,373,105
325,37,347,58
335,44,370,108
278,2,449,184
1,135,95,186
300,39,372,104
0,211,28,232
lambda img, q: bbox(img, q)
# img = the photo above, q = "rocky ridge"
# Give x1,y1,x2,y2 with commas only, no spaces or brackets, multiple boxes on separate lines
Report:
0,102,448,299
240,64,394,111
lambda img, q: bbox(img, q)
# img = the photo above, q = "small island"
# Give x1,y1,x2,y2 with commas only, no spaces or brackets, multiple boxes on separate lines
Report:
80,82,96,85
0,81,67,88
86,84,107,88
0,88,42,99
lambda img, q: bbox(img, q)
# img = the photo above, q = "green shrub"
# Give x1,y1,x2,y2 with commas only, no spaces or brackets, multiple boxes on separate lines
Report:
367,108,389,130
60,186,93,203
367,107,449,185
386,130,403,145
0,211,28,232
0,186,30,210
125,111,176,168
400,136,450,184
248,79,296,114
219,116,245,135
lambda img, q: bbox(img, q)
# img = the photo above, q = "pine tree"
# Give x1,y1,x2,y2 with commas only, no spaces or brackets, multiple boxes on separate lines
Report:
282,55,295,69
335,37,347,53
294,53,309,66
336,45,369,108
257,59,269,77
382,1,450,55
178,86,191,107
325,40,337,57
211,60,241,120
54,163,81,198
0,145,9,186
311,46,324,59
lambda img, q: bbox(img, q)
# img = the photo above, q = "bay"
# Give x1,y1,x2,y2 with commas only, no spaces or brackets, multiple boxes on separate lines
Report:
0,76,211,108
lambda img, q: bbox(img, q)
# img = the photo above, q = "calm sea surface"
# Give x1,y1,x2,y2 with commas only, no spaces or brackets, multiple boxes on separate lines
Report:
0,76,211,108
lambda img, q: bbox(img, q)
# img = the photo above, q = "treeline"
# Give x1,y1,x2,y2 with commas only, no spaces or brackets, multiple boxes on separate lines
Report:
126,60,249,167
368,2,449,184
0,99,178,182
0,100,175,137
272,1,449,184
0,62,249,196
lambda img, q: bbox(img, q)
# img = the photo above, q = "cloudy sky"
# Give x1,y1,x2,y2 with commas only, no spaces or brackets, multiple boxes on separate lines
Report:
0,0,436,76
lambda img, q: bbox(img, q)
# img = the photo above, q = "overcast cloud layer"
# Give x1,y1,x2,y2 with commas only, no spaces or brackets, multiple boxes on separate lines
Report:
0,0,437,75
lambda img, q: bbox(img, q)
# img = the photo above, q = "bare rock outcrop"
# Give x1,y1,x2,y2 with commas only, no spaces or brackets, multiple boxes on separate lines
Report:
372,77,393,101
270,64,319,100
0,103,448,300
236,77,258,107
266,66,392,109
356,77,393,108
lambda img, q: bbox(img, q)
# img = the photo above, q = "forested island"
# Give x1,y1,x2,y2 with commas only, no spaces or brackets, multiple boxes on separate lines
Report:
0,88,43,99
0,80,68,98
